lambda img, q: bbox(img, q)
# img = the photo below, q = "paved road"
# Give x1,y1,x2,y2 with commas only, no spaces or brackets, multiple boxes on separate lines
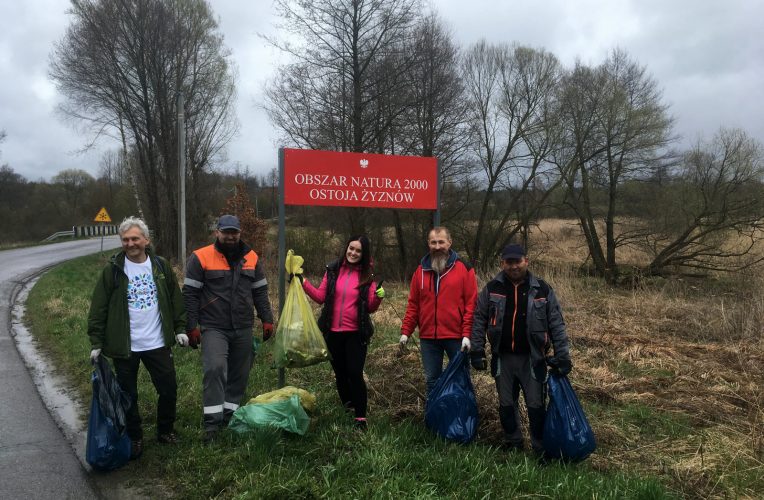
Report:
0,237,120,499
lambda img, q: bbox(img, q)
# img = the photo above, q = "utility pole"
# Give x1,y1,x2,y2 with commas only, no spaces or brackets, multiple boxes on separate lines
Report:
177,92,186,270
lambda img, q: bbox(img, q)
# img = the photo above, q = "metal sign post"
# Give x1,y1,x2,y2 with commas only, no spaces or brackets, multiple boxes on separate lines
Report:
434,158,441,227
93,207,112,253
276,148,440,389
277,148,286,388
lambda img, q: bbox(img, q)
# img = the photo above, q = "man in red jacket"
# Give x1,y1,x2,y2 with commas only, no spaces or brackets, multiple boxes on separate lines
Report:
400,226,478,396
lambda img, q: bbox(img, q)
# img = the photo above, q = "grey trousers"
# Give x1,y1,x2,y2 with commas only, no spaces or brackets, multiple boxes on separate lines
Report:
201,327,253,431
495,352,545,452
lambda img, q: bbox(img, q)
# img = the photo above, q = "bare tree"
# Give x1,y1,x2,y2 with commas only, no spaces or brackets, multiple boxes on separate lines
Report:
378,14,471,272
642,128,764,274
50,0,237,256
461,41,562,268
396,14,468,179
553,62,608,269
556,50,674,282
52,168,95,218
0,165,26,202
266,0,420,154
0,165,31,243
97,150,125,201
264,0,422,237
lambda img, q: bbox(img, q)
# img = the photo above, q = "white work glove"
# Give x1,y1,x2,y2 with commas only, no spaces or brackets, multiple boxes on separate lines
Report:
398,334,409,351
90,348,101,362
176,333,189,347
461,337,471,352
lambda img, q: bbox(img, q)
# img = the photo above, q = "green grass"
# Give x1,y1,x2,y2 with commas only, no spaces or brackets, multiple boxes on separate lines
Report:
587,401,694,441
610,360,676,382
25,253,674,499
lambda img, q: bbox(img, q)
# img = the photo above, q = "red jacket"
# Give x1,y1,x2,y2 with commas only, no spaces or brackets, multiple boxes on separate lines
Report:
401,250,477,340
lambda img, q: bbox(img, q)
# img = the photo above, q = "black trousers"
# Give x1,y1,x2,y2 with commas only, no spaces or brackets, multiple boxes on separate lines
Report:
324,331,368,419
113,346,177,440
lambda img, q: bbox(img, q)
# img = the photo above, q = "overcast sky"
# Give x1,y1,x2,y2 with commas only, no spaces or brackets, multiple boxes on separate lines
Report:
1,0,762,182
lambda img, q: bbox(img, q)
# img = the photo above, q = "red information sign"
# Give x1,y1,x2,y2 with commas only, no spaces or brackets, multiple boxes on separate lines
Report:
283,148,438,209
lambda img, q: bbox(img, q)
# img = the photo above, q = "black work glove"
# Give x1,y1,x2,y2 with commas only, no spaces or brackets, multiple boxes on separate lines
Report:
288,273,303,284
470,350,487,371
547,356,572,376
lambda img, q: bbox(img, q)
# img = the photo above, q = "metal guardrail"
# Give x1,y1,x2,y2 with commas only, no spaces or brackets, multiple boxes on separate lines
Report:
42,230,75,242
42,225,118,242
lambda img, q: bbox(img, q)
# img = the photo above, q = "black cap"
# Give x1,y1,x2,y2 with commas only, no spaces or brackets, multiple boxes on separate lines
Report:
217,214,241,231
501,244,526,260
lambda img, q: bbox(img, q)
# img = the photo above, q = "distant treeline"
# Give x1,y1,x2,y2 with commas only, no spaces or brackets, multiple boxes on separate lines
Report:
0,159,278,247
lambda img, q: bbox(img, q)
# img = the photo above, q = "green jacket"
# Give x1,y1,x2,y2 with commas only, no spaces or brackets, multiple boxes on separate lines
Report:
87,249,187,359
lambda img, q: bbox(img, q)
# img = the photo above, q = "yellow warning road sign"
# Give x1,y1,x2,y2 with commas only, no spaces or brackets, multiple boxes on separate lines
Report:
94,207,112,222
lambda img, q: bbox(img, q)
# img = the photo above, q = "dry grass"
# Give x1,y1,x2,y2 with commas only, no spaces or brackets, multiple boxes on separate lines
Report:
363,219,764,499
531,217,656,267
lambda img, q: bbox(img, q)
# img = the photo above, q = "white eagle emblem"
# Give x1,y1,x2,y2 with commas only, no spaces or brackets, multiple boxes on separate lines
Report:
360,159,369,168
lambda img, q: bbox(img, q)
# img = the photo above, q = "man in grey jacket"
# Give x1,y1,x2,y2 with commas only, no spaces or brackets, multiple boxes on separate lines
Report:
183,215,274,441
470,244,571,454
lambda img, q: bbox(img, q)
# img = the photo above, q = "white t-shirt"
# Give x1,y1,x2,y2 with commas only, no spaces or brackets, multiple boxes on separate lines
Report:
124,257,164,352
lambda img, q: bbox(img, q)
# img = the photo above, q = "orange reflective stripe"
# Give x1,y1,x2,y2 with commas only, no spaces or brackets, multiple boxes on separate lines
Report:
193,245,259,271
242,250,258,270
194,244,229,271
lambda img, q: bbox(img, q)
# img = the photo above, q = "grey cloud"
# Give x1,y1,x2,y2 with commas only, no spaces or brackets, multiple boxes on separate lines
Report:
1,0,762,181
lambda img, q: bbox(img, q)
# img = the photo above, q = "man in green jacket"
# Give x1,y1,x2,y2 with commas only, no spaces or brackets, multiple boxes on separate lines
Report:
87,216,187,459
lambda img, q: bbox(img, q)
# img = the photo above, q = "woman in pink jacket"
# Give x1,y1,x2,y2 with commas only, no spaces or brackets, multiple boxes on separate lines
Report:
302,235,384,430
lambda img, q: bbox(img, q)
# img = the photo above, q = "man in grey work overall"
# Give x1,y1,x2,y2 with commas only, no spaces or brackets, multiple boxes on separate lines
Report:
470,244,572,454
183,215,274,441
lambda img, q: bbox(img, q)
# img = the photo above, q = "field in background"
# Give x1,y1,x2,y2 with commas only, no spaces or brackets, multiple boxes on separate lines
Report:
22,220,764,498
526,219,763,496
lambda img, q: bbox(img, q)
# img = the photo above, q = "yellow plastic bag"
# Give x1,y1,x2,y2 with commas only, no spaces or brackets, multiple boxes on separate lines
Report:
273,250,330,368
248,386,317,413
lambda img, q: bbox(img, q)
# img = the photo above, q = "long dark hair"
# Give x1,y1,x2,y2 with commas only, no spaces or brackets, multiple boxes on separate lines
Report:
339,234,373,286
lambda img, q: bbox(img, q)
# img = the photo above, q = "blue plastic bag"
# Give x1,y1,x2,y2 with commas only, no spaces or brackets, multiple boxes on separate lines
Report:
424,351,479,444
86,357,131,471
543,373,596,461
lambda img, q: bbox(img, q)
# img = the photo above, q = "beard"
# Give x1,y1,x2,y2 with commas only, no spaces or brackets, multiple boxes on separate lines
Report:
431,252,448,274
217,239,240,259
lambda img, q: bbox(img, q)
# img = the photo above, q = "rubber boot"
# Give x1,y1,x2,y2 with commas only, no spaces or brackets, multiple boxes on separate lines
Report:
527,406,546,455
499,405,523,450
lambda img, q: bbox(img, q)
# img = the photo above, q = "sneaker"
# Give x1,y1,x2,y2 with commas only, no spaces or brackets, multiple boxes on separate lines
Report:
353,418,367,431
129,439,143,460
157,432,178,445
